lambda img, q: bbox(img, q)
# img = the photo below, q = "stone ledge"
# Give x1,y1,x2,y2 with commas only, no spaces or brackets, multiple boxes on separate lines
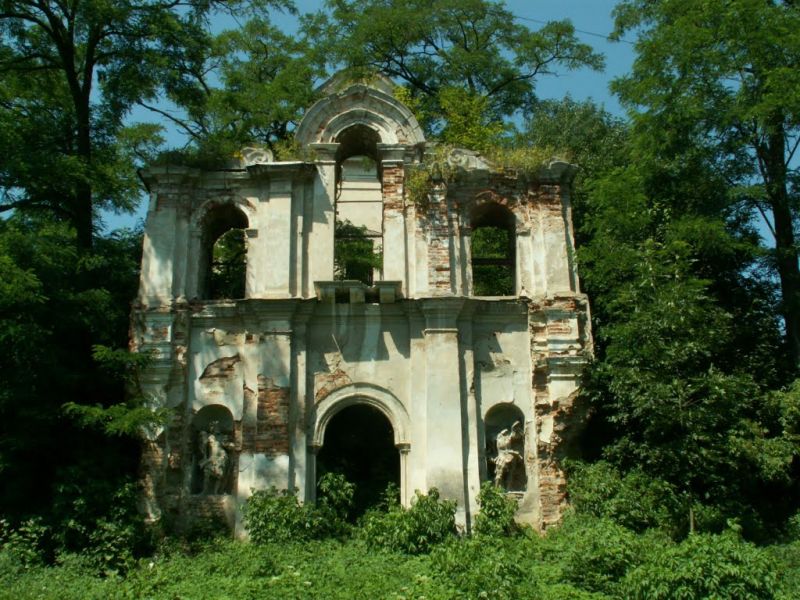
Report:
314,280,402,304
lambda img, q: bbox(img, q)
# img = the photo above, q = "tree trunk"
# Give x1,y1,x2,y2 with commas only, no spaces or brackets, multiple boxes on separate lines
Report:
765,116,800,370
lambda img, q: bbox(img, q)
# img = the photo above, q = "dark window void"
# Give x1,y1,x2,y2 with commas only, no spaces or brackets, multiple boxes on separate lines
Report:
471,203,515,296
317,404,399,518
334,219,381,285
201,204,248,299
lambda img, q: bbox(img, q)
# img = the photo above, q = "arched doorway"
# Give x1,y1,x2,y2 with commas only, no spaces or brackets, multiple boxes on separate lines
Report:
316,403,400,518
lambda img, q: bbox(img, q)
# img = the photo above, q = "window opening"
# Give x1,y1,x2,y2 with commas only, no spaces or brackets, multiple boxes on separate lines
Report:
471,204,515,296
333,124,384,286
201,204,248,299
334,219,382,286
209,229,246,299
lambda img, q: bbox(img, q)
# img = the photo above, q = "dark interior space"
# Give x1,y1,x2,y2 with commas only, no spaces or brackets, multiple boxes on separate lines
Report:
316,404,399,518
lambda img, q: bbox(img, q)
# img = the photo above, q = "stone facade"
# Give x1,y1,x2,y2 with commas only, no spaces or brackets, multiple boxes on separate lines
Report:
132,75,592,535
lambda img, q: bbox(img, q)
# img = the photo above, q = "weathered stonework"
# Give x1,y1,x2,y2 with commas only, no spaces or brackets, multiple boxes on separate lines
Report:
132,74,592,535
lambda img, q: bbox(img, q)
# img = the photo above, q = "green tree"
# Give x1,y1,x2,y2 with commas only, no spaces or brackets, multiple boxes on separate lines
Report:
311,0,603,138
611,0,800,369
0,216,143,521
149,15,324,164
579,166,797,536
0,0,289,250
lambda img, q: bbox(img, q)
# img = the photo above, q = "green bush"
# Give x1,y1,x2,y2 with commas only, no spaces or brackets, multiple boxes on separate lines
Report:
567,461,683,534
0,518,48,567
359,488,457,554
430,536,527,599
766,541,800,600
548,514,656,595
243,487,325,544
316,472,355,533
621,531,778,600
473,481,519,537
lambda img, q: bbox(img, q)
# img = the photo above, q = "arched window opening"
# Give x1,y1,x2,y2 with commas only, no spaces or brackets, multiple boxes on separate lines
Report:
333,125,383,286
317,404,399,519
201,204,248,300
192,405,235,495
484,403,526,492
471,204,515,296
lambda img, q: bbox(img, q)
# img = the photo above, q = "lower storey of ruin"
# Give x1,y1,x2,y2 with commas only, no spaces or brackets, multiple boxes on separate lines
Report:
134,293,591,535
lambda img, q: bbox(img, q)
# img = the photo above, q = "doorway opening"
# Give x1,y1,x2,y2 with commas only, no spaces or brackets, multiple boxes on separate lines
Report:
316,403,399,518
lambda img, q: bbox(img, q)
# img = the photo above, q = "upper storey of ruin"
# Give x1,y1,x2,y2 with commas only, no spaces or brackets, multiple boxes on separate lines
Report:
136,73,580,307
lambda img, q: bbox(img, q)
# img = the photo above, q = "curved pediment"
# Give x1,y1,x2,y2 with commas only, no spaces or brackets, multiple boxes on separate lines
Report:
295,83,426,147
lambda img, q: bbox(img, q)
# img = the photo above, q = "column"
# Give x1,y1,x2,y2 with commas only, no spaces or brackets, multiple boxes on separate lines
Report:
421,298,467,520
263,175,293,297
308,143,339,284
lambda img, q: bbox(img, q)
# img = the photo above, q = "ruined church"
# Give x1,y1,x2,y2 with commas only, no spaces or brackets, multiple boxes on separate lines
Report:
132,74,592,535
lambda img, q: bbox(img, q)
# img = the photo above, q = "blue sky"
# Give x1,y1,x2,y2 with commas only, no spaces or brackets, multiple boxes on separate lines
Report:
104,1,635,231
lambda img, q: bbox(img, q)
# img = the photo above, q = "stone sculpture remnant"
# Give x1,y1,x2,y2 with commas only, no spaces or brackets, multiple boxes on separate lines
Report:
493,421,524,491
197,421,233,495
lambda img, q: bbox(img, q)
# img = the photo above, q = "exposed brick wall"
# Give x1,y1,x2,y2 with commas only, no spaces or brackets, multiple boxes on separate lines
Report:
254,375,290,455
314,367,352,402
420,190,452,293
381,164,404,211
183,495,235,531
528,294,592,529
418,172,555,296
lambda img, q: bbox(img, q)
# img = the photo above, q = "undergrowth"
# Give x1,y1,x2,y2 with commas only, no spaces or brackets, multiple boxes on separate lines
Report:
2,475,798,600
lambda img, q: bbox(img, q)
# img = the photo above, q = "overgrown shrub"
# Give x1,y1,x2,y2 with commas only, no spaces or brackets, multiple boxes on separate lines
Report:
621,531,779,599
548,514,658,595
567,461,683,534
243,487,325,544
430,536,528,599
244,475,355,544
316,472,355,535
473,481,518,537
359,488,457,554
0,518,48,567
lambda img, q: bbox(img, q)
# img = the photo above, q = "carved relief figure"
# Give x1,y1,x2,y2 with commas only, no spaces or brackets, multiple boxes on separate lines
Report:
493,420,524,490
198,420,233,495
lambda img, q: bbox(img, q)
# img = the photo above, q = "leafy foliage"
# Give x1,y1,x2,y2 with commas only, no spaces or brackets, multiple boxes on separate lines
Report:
244,475,355,544
567,461,683,535
473,481,518,537
359,488,457,554
314,0,603,138
243,487,325,544
621,531,778,600
612,0,800,368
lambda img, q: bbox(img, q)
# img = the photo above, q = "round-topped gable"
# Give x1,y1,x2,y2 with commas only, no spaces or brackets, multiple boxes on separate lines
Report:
295,83,426,147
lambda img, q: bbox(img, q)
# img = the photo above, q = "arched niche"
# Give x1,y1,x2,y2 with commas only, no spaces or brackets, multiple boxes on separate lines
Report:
194,202,251,300
484,402,527,492
192,404,235,495
470,202,517,297
295,84,425,147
